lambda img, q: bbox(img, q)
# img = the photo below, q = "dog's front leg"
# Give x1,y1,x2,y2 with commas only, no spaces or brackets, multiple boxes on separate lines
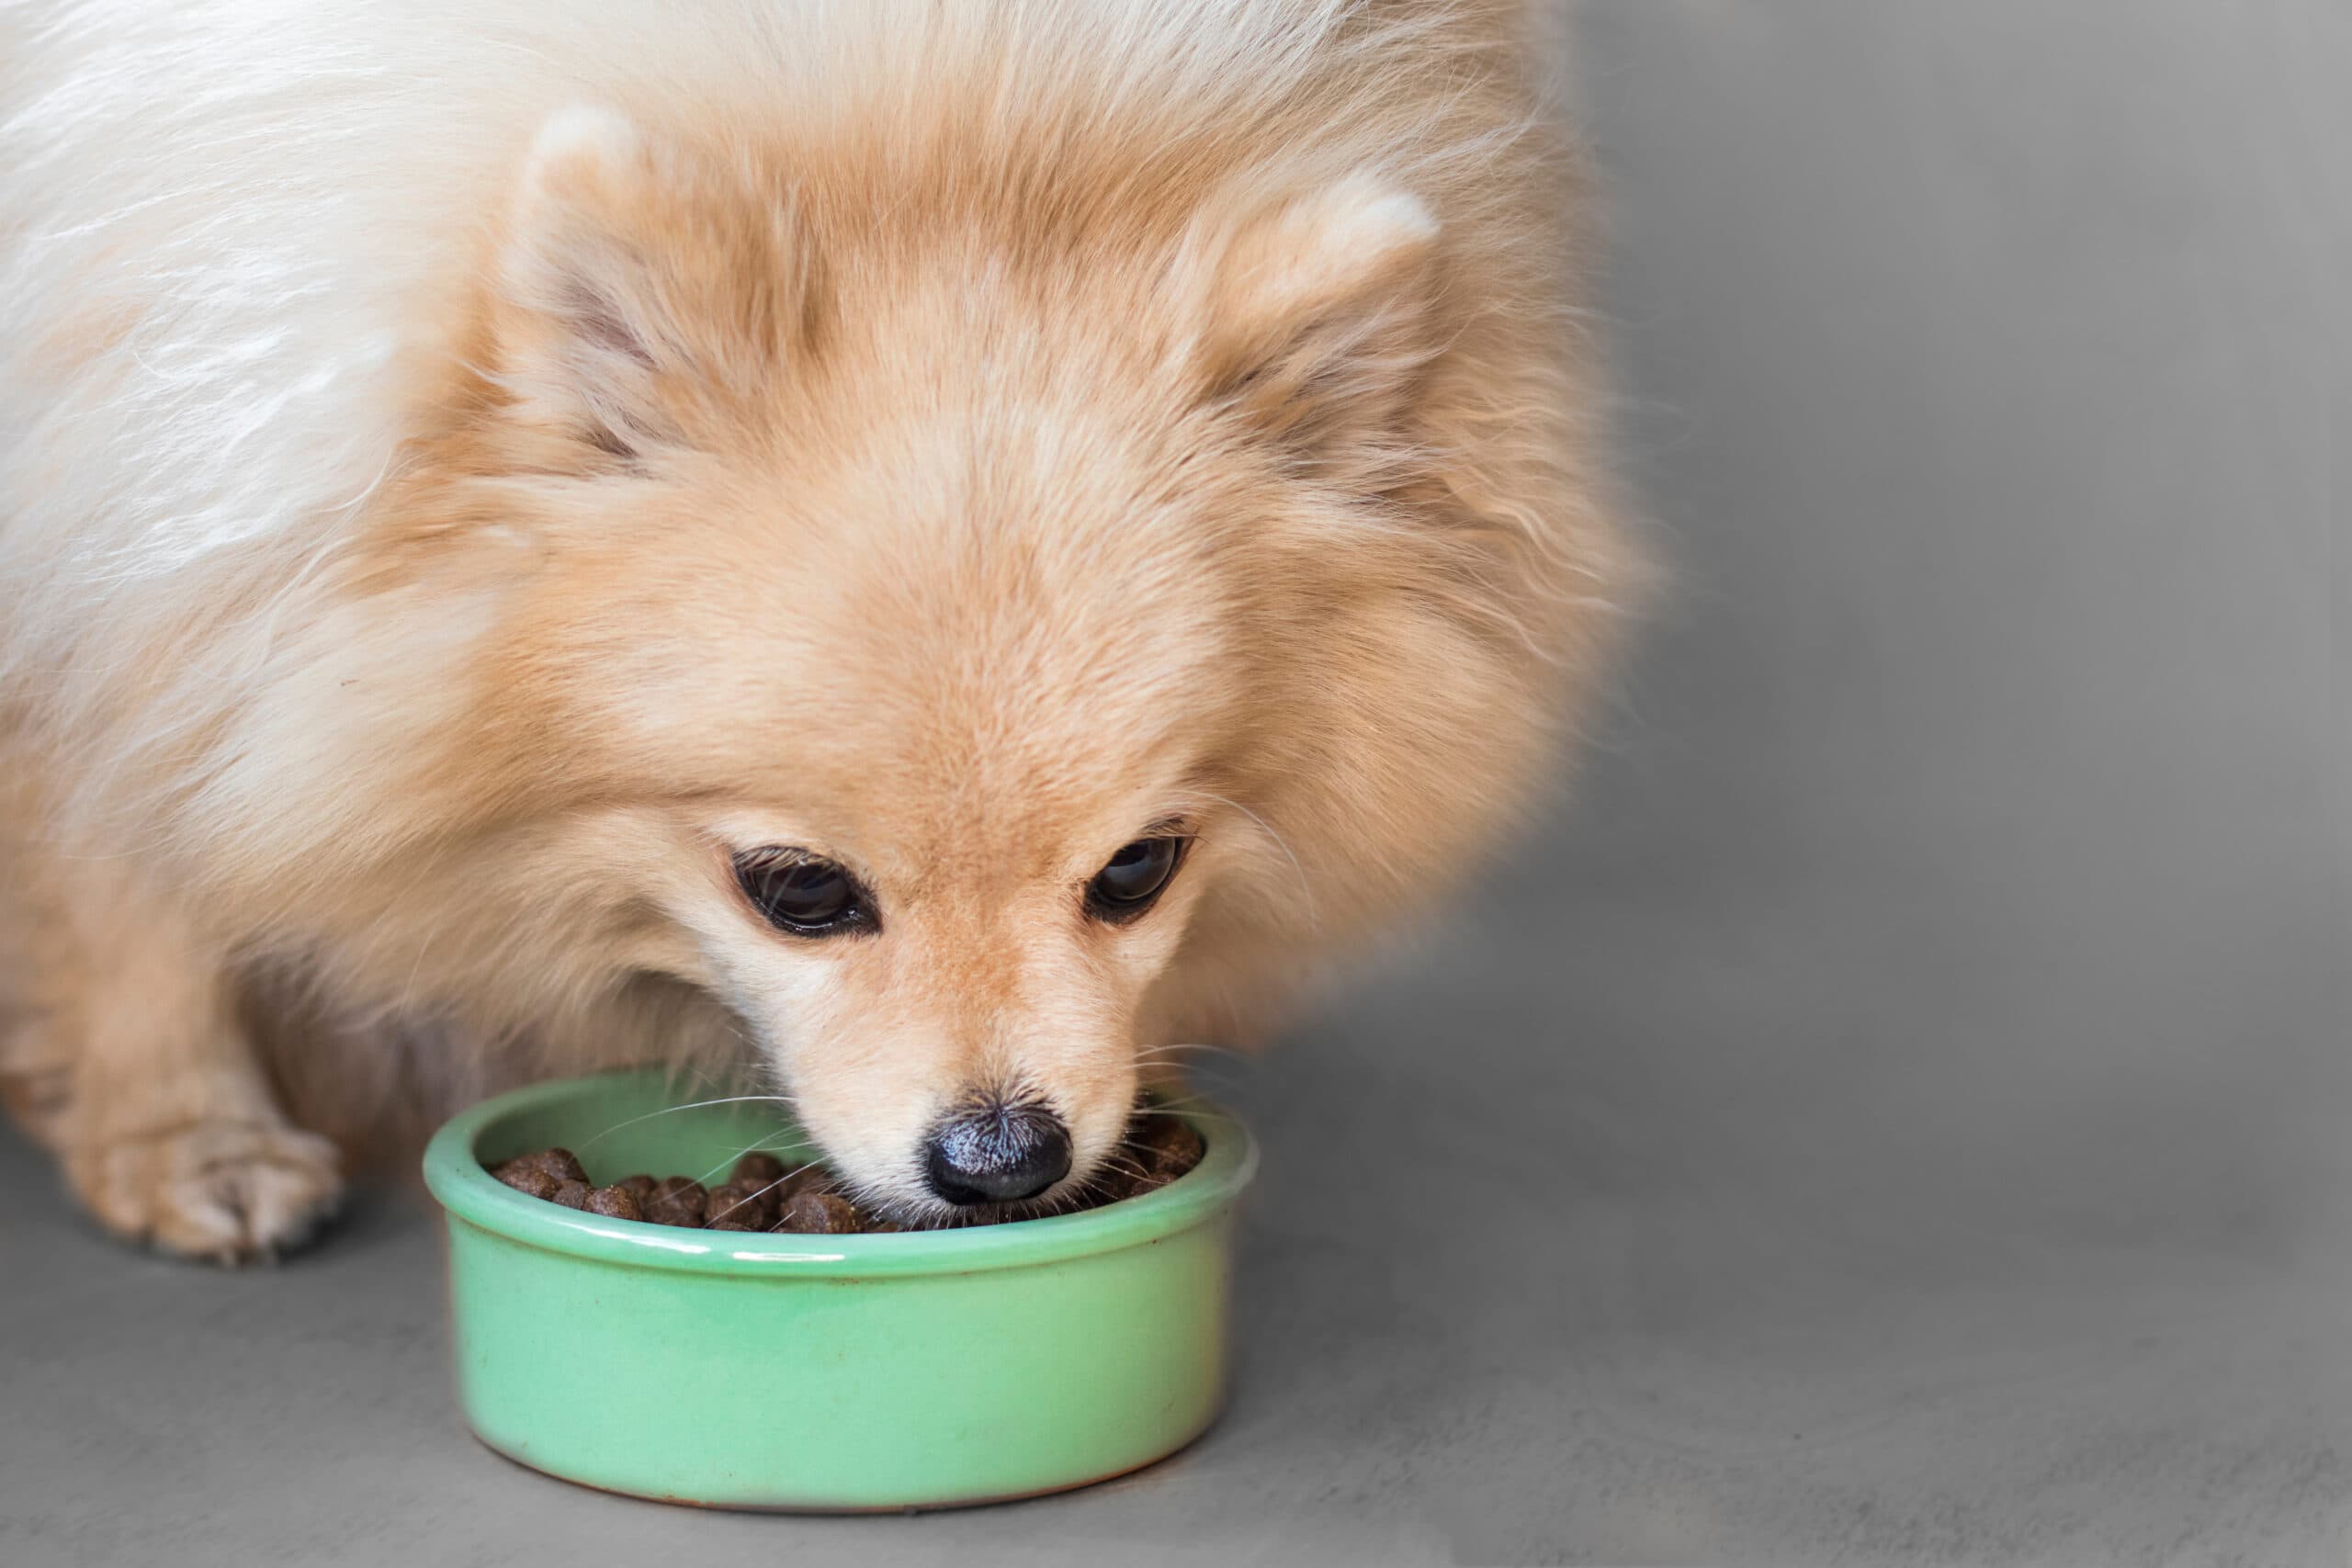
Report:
24,858,343,1262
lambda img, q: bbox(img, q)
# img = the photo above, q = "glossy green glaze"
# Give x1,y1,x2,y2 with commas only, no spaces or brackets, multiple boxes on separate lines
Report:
421,1068,1256,1510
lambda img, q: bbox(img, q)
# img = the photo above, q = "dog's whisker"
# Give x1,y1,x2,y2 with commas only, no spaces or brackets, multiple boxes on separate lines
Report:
573,1094,802,1153
1131,1045,1250,1073
1125,1104,1212,1122
692,1129,811,1188
705,1157,827,1220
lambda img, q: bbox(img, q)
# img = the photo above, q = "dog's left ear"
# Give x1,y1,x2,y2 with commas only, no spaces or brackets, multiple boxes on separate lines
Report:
1178,171,1442,480
491,107,810,461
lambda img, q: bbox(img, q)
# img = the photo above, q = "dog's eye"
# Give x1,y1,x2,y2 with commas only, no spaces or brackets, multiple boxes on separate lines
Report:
733,849,876,938
1085,836,1188,923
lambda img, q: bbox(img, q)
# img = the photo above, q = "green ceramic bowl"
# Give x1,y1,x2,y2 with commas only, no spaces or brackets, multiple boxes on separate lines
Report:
421,1067,1256,1511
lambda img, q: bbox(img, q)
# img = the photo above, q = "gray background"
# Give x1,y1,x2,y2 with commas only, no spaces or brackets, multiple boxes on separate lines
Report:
3,3,2346,1564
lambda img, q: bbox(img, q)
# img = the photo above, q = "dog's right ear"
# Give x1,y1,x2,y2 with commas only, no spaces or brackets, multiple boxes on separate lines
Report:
1173,170,1444,487
491,107,810,462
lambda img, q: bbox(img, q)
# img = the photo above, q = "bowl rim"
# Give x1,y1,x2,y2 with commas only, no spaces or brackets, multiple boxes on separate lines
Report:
422,1066,1257,1279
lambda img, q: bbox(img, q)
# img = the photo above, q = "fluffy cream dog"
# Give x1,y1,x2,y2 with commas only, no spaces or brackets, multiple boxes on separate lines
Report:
0,0,1632,1258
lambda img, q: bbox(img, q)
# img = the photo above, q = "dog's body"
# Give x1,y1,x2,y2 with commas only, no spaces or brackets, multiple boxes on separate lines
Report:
0,0,1631,1257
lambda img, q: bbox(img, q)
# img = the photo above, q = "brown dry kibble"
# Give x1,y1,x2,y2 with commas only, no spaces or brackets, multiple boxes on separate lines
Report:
643,1176,707,1228
487,1117,1208,1234
706,1182,770,1229
522,1147,588,1185
492,1159,561,1201
583,1185,642,1221
1084,1163,1142,1205
729,1153,786,1190
771,1163,828,1202
1083,1113,1202,1202
1130,1116,1204,1186
772,1191,861,1235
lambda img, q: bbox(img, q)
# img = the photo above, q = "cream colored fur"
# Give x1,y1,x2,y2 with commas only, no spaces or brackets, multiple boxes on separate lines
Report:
0,0,1634,1258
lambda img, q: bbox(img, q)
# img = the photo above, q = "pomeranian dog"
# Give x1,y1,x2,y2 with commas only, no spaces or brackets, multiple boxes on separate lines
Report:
0,1,1632,1258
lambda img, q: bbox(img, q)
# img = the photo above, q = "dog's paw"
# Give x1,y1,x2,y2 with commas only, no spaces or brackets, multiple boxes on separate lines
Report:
67,1120,345,1263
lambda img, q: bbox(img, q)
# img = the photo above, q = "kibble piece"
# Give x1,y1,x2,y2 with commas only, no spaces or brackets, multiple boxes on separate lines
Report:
708,1219,757,1232
643,1176,707,1228
863,1217,907,1235
1130,1116,1205,1186
583,1184,642,1222
706,1181,770,1229
1084,1162,1145,1205
549,1179,591,1210
729,1153,786,1190
617,1173,658,1203
773,1162,831,1202
522,1147,589,1185
771,1191,861,1234
492,1160,561,1201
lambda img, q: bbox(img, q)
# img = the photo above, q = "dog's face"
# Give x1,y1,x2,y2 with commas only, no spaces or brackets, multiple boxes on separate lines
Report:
295,108,1581,1218
504,382,1256,1218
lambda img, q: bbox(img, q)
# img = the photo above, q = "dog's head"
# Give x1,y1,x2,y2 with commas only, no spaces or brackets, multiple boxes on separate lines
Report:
277,108,1614,1218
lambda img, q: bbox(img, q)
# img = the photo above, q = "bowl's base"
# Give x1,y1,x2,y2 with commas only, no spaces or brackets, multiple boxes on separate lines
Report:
468,1408,1224,1515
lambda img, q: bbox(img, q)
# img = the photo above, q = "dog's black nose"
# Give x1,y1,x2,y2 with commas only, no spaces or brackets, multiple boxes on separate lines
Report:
922,1100,1072,1205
